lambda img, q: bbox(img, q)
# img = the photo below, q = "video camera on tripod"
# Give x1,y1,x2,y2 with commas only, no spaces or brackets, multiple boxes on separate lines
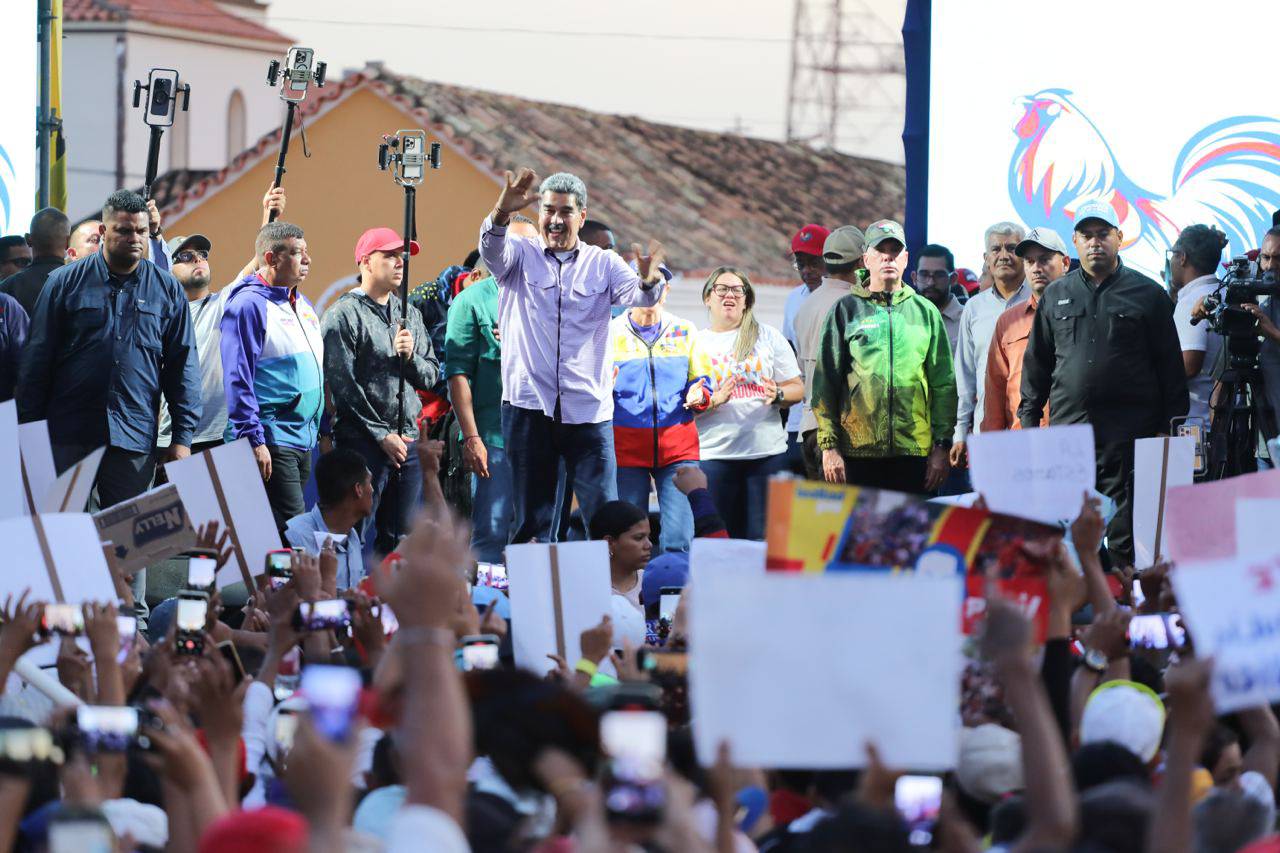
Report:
1196,255,1280,372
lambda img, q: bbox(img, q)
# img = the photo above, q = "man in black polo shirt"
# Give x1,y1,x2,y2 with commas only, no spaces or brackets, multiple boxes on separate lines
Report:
1019,200,1188,566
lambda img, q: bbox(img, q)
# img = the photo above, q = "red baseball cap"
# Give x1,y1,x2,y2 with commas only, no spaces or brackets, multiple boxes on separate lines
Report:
354,227,419,265
791,224,831,257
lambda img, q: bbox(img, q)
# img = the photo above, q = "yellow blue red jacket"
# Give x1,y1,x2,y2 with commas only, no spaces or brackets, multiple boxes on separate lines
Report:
609,311,711,468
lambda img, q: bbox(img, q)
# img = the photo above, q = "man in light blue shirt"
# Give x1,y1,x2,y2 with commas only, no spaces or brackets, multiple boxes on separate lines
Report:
284,447,371,589
951,222,1030,469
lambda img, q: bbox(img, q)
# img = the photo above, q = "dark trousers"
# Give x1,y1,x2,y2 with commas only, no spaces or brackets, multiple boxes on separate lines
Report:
1096,441,1136,568
701,453,789,540
266,445,312,536
801,430,823,481
842,455,929,495
502,404,618,545
341,433,423,555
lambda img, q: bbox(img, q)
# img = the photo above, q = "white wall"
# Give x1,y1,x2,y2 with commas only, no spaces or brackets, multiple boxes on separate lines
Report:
64,27,285,220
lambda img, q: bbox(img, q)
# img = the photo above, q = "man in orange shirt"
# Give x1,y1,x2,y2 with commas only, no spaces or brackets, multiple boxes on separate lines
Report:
981,228,1071,431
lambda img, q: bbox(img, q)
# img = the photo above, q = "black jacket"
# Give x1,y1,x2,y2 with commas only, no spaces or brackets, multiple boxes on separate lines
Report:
0,255,65,316
1018,261,1189,443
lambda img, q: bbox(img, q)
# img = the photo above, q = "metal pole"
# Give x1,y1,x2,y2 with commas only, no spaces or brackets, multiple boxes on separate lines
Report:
268,101,296,220
142,126,163,200
37,0,52,208
392,184,414,540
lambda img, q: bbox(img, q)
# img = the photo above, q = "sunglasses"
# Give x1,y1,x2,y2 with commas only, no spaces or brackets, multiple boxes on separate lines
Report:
175,249,209,264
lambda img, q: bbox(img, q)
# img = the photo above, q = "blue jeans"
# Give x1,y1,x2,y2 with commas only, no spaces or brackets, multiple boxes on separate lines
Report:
341,433,422,555
700,454,788,540
617,463,697,553
502,404,618,544
470,444,514,563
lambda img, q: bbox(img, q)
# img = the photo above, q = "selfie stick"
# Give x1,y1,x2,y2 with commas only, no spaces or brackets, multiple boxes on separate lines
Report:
377,130,441,538
132,68,190,201
13,658,83,709
265,47,327,222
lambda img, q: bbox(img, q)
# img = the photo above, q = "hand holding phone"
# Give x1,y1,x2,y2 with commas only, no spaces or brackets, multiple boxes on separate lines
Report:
40,604,85,638
600,709,667,823
459,634,499,671
294,599,352,632
185,553,218,592
300,664,362,742
895,775,942,847
175,592,209,656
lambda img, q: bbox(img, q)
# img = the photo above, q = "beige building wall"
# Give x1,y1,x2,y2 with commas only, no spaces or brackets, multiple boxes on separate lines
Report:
165,87,504,312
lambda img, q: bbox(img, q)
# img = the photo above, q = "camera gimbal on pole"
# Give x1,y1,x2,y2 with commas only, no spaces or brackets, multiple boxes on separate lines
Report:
265,47,327,222
132,68,190,200
377,130,441,541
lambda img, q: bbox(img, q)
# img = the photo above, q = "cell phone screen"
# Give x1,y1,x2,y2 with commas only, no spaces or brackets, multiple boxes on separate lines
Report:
460,637,499,671
1129,614,1170,650
298,599,351,631
42,604,84,636
49,821,115,853
601,710,666,821
77,706,139,752
176,597,207,632
300,665,361,741
274,712,298,752
895,775,942,847
659,588,682,624
116,615,137,663
266,551,293,575
187,557,217,590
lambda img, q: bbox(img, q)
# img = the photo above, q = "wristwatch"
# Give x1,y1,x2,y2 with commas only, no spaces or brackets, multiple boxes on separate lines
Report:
1082,648,1108,674
773,386,786,406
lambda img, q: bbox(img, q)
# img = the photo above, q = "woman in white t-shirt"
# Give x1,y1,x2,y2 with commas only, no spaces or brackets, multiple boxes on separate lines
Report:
588,500,652,649
689,266,803,539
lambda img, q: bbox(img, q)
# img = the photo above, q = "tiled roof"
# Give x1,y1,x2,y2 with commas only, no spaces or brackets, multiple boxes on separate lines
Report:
157,64,905,283
65,0,290,44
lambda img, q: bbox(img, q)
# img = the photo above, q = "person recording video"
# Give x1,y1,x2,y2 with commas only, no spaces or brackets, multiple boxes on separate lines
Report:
1169,225,1229,425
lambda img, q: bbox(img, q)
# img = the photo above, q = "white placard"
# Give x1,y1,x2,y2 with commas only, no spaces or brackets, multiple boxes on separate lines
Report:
0,513,116,604
0,401,21,520
505,542,612,676
1237,500,1280,558
690,566,963,769
0,2,35,235
688,537,766,581
164,438,281,588
313,532,347,551
1172,552,1280,713
1133,437,1195,566
967,424,1095,526
43,447,104,515
18,421,56,515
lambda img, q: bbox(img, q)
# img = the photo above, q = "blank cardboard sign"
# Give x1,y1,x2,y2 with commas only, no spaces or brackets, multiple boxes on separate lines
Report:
505,541,612,676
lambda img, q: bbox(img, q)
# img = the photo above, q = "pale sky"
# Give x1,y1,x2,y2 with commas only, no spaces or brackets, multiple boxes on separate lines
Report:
263,0,907,164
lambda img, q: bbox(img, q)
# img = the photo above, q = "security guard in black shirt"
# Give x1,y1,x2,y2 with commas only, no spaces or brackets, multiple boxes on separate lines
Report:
1019,200,1189,566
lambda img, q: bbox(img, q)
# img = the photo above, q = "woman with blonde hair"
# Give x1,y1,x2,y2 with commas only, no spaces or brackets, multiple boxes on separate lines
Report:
686,266,803,539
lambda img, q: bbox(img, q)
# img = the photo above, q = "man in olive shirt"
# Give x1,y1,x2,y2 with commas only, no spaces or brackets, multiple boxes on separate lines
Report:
1019,200,1188,566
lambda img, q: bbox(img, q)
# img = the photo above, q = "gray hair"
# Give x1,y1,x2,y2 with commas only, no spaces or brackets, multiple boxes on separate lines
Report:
255,221,305,261
984,221,1025,249
539,172,588,210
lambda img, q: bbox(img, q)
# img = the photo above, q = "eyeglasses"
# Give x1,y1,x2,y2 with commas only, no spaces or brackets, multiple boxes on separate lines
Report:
175,249,209,263
712,285,746,297
2,256,31,269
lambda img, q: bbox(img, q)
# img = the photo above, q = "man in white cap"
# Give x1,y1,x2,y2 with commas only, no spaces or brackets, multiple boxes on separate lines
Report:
1019,200,1188,565
982,227,1071,432
792,225,865,479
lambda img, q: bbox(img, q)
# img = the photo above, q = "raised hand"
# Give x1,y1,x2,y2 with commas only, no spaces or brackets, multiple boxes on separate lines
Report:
672,465,708,495
194,521,233,572
1070,492,1105,555
374,510,471,629
495,168,540,217
0,591,43,662
262,184,287,225
579,614,612,664
633,240,666,284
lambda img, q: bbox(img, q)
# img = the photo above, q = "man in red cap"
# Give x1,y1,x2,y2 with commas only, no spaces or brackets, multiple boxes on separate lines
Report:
782,223,830,472
320,226,439,554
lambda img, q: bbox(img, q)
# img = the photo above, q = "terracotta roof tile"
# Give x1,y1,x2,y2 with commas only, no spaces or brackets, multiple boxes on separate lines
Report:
65,0,290,44
156,65,904,283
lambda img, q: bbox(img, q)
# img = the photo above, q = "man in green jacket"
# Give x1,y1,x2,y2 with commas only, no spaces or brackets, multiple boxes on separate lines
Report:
811,219,958,494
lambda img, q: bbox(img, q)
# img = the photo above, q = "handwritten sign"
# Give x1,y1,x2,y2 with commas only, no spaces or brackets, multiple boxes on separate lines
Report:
1173,551,1280,712
967,424,1095,525
1133,437,1195,566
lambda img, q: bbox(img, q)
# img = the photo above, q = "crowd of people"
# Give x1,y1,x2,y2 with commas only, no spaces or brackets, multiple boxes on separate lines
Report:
0,156,1277,852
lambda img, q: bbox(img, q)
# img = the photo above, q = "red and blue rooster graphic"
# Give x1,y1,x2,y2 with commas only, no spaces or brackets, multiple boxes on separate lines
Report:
1010,89,1280,278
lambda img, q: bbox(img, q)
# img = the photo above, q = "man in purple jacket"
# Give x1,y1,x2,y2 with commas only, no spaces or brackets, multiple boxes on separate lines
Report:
478,168,666,544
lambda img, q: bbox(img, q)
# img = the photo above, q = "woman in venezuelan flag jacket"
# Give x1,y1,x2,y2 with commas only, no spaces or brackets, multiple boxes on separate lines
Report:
609,303,712,553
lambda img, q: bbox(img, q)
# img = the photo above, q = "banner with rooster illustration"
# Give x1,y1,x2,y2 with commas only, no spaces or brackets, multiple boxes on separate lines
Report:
925,0,1280,280
764,480,1063,640
0,4,37,235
